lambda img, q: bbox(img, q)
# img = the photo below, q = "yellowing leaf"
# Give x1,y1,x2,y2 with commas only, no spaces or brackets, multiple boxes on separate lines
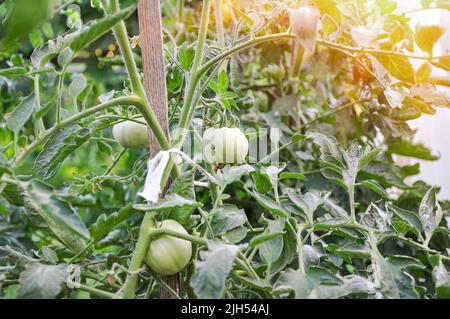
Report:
403,96,436,115
314,0,341,24
416,62,432,83
391,104,422,121
372,53,415,83
415,25,446,55
389,21,406,44
321,14,339,36
432,56,450,71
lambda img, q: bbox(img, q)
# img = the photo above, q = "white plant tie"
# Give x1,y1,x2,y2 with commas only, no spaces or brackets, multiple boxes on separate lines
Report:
138,151,170,203
138,149,217,203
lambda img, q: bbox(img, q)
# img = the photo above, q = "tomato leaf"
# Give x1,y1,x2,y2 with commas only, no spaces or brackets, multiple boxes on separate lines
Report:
372,53,415,83
23,180,90,253
89,204,137,242
0,66,27,78
18,262,68,299
210,204,247,235
6,93,35,134
387,138,439,161
68,4,136,52
419,187,443,243
251,191,289,218
190,241,240,299
34,117,117,180
415,25,445,56
358,180,389,199
287,189,324,223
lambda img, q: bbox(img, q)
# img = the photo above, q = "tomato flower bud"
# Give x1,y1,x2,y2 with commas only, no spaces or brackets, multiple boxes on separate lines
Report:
351,25,381,47
289,5,321,54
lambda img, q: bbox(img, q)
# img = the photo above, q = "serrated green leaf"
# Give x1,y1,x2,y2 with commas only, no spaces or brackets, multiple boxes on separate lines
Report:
258,218,285,264
0,67,27,77
251,191,289,218
389,204,423,236
279,172,305,180
89,204,137,242
249,230,284,247
68,4,136,52
24,180,90,253
6,93,35,134
34,117,117,179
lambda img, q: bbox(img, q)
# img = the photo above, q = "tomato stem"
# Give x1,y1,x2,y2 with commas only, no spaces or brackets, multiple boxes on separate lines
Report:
148,228,208,246
121,214,154,299
171,0,212,150
12,95,143,168
105,0,175,159
76,283,116,299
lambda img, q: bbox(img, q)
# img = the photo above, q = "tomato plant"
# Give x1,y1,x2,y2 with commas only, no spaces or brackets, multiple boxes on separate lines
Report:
0,0,450,300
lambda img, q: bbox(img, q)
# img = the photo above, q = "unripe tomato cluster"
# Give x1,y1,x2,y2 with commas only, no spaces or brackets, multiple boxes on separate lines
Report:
112,121,249,165
112,120,248,275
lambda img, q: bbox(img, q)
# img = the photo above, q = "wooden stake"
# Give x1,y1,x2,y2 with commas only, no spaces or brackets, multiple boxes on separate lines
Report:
137,0,179,298
138,0,170,156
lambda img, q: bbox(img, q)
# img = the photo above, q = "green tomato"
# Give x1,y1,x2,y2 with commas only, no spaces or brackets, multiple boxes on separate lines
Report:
202,127,249,164
144,219,192,276
112,117,149,149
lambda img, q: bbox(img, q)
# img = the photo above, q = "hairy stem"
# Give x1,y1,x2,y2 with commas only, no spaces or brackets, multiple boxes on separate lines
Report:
172,0,212,150
12,96,143,168
55,57,73,124
349,185,356,223
33,75,45,134
76,283,115,299
297,225,305,275
148,228,208,246
121,214,154,299
198,33,450,81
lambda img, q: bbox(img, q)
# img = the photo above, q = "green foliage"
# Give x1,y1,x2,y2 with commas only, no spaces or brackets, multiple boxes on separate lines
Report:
0,0,449,300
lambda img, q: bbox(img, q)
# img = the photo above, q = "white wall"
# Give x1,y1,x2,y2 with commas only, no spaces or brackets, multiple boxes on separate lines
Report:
397,1,450,198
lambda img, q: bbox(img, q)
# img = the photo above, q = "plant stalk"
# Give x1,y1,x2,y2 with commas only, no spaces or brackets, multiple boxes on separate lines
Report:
121,214,154,299
148,228,208,246
12,95,143,168
172,0,212,150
